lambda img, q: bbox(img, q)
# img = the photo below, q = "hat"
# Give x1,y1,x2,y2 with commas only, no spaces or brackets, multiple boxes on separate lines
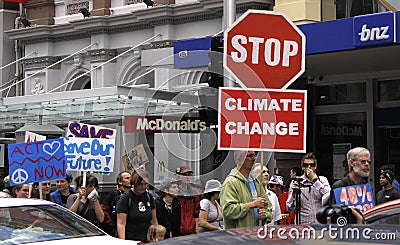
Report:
159,178,181,192
203,179,222,193
381,170,395,184
3,176,9,188
268,175,284,186
176,165,193,174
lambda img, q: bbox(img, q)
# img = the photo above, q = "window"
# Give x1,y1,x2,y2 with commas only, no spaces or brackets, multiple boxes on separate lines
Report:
336,0,375,19
315,82,366,105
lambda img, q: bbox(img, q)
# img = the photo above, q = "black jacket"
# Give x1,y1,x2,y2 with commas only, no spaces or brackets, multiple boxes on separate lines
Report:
155,196,181,238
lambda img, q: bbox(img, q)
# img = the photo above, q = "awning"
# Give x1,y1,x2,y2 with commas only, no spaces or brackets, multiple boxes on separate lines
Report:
0,85,200,130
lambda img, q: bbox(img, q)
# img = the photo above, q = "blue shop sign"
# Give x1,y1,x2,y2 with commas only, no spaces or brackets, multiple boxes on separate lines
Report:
353,12,396,47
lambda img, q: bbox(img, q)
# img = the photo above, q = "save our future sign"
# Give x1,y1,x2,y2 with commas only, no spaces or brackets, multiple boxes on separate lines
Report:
8,137,115,186
218,88,306,152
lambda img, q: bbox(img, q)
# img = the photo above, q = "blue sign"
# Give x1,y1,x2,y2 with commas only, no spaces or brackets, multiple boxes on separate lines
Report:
333,183,375,212
8,138,66,186
174,36,213,69
353,12,396,47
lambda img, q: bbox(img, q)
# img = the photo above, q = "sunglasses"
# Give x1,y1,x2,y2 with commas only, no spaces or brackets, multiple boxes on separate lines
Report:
179,172,193,176
246,154,257,158
302,163,316,168
357,159,372,165
42,183,51,186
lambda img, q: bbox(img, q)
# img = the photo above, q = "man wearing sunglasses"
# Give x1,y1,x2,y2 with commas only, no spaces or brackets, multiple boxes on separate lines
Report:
329,147,371,205
286,152,331,224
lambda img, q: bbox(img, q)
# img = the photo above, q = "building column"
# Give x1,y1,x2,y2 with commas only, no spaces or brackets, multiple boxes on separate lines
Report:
274,0,336,24
91,0,111,16
25,0,55,25
87,49,117,88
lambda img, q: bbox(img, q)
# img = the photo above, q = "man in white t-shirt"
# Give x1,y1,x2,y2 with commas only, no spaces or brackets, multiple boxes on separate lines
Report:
251,163,282,225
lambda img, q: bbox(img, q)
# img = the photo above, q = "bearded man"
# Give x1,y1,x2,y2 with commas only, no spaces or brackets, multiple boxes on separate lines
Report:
329,147,371,205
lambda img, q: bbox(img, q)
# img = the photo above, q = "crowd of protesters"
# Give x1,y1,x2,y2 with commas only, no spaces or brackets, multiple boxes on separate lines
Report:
1,147,400,243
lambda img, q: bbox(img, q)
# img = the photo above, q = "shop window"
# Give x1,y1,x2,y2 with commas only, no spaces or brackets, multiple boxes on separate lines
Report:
336,0,375,19
315,83,366,105
378,79,400,102
315,112,367,182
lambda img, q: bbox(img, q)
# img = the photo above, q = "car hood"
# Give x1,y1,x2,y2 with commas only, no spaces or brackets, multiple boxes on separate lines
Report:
23,236,140,245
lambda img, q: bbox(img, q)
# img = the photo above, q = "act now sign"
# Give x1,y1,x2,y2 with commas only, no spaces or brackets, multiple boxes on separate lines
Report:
218,88,307,152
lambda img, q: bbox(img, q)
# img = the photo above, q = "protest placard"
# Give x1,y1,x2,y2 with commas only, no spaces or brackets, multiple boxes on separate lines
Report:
8,138,66,186
64,137,115,172
67,121,116,139
333,183,375,212
121,144,149,171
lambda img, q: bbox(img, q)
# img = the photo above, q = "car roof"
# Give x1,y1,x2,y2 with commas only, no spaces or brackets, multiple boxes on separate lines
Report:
0,198,56,208
363,198,400,217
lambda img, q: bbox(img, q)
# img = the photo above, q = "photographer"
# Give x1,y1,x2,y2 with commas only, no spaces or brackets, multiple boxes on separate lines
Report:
286,152,331,224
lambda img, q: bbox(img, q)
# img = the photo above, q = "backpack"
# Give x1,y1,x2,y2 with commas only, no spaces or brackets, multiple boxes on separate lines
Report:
111,190,153,237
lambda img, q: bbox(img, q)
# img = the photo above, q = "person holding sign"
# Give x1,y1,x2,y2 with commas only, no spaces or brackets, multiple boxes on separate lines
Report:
67,174,104,226
220,151,272,229
286,152,331,224
329,147,371,205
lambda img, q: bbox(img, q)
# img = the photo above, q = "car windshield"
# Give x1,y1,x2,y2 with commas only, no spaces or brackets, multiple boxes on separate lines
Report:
0,204,104,244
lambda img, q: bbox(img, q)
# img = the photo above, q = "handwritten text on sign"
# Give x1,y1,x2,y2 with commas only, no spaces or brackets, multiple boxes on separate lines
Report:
333,184,375,212
8,138,66,186
64,137,115,172
67,121,116,139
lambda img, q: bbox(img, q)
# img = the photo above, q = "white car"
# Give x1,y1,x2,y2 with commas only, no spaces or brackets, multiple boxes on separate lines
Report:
0,198,139,244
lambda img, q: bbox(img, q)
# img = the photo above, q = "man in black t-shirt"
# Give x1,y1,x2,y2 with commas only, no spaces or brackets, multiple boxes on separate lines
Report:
376,170,400,205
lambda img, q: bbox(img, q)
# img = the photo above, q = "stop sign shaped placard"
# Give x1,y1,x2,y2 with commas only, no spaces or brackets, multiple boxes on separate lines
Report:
224,10,305,89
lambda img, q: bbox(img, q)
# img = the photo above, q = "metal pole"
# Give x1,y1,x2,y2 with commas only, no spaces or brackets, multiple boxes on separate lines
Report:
223,0,235,87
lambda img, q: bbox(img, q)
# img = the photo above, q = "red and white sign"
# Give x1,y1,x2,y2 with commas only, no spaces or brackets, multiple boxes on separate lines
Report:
224,10,305,89
218,88,306,152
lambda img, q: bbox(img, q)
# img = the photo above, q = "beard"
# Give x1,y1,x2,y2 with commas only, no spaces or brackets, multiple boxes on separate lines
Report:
353,165,370,178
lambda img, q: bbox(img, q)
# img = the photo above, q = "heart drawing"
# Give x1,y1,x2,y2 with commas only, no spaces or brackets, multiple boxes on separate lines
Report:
43,141,61,156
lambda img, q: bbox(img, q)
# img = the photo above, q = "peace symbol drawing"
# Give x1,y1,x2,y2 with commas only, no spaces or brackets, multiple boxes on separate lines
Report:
11,168,29,185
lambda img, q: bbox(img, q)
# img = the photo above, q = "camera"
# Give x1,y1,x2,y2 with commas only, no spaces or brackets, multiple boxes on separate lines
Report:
316,205,359,224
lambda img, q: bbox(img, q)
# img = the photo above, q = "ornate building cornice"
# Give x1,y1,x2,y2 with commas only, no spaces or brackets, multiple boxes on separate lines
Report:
5,0,274,44
21,56,61,70
87,49,117,62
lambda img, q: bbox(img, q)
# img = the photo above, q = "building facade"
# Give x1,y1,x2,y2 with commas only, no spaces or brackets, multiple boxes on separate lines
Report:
0,0,397,193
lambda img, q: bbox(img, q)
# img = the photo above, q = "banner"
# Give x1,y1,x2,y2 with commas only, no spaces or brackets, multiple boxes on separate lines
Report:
64,137,115,172
333,183,375,212
67,121,116,139
8,138,66,186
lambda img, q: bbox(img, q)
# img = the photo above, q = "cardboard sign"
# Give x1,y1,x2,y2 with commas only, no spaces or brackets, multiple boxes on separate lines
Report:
8,138,66,186
67,121,116,139
121,144,149,171
64,137,115,172
333,183,375,212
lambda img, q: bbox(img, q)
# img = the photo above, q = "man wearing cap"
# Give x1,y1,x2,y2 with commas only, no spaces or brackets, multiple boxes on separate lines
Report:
50,173,75,207
176,165,200,235
220,151,272,229
376,170,400,205
156,178,181,238
286,152,331,224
